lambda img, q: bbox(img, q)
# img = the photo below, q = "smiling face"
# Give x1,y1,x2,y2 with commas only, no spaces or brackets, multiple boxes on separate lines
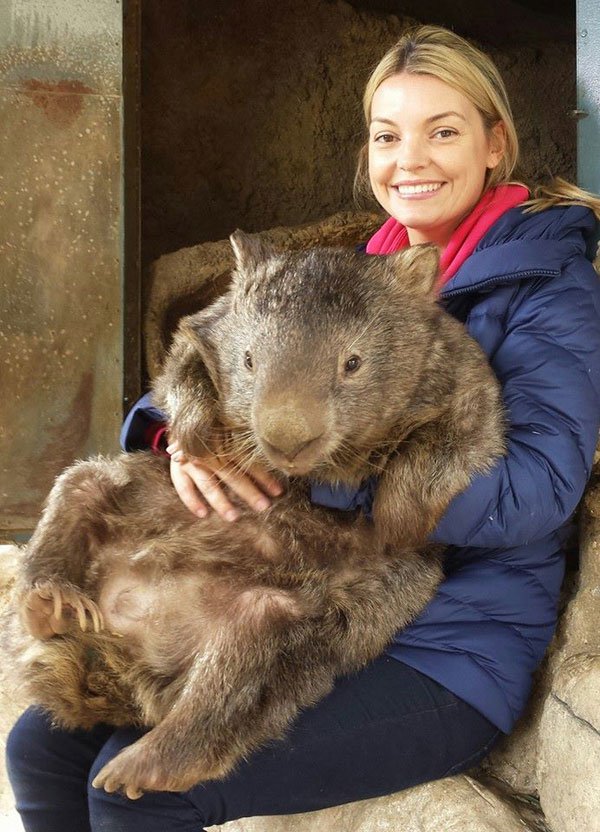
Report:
368,73,505,248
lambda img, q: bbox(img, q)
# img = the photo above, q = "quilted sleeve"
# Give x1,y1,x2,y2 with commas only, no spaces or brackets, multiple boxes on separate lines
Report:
431,265,600,548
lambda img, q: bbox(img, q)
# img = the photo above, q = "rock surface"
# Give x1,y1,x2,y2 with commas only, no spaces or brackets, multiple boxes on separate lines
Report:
537,658,600,832
208,775,538,832
0,546,25,831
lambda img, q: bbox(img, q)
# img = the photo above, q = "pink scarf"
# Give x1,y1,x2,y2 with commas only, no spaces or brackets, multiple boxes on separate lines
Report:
365,184,529,287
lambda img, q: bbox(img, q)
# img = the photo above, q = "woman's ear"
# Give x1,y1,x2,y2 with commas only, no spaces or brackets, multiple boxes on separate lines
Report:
486,121,507,170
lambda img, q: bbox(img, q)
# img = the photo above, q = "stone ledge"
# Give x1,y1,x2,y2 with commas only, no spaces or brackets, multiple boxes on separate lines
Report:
538,686,600,832
209,774,543,832
550,652,600,732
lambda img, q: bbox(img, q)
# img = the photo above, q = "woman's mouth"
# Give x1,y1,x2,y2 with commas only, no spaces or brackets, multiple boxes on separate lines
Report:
393,182,445,199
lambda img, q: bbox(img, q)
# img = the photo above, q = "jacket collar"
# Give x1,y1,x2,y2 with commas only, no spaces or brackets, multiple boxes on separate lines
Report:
440,205,597,297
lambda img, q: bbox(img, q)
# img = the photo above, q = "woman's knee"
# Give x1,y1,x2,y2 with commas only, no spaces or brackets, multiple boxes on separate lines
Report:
5,708,54,787
7,706,113,799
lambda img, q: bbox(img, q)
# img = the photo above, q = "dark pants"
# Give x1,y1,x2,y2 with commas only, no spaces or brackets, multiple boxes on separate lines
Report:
6,657,501,832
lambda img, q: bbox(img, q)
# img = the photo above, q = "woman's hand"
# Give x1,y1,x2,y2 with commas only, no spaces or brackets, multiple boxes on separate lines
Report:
167,441,284,521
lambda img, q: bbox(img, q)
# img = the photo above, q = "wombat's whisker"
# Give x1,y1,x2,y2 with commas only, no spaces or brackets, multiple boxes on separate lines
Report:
220,440,258,465
191,434,218,456
346,311,382,354
335,440,388,475
222,447,254,469
212,442,261,478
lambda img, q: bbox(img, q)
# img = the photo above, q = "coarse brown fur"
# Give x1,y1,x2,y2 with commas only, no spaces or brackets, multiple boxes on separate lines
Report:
1,234,505,799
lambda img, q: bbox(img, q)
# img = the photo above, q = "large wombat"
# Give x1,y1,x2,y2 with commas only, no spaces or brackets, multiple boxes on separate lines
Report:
3,234,505,799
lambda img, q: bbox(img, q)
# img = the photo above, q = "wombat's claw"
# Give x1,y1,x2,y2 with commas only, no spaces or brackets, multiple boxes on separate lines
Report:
92,745,161,800
21,581,104,640
93,763,143,800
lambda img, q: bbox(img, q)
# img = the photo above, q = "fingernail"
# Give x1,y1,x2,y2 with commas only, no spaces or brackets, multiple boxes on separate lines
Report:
255,497,270,511
225,509,240,522
270,483,284,495
166,444,176,454
196,507,208,518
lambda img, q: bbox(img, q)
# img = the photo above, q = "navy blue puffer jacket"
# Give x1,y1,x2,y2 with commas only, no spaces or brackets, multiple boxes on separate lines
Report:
313,204,600,732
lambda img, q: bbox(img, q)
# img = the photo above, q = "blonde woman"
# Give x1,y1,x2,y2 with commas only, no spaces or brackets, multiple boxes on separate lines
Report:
8,25,600,832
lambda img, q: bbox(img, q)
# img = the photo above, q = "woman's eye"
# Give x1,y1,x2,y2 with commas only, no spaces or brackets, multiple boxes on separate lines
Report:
344,355,362,374
433,129,457,139
244,350,253,370
374,133,396,143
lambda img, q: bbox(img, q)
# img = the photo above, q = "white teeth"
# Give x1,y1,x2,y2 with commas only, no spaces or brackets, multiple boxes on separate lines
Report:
395,183,443,195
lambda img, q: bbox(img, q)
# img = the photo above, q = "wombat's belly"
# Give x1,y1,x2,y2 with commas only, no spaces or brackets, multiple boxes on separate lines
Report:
97,568,218,673
98,571,158,634
96,559,313,678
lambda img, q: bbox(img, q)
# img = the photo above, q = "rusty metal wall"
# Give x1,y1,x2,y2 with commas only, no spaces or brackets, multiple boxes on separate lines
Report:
576,0,600,196
0,0,124,533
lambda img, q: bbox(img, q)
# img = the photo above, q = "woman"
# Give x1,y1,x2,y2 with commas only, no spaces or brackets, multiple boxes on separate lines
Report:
7,25,600,832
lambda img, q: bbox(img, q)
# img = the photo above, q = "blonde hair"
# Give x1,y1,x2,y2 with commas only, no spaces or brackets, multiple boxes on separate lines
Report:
356,25,600,220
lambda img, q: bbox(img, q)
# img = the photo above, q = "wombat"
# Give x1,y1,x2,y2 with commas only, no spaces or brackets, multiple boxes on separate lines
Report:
2,233,505,799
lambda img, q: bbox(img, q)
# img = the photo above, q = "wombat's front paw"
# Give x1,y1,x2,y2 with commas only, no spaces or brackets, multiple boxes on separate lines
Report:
91,740,205,799
20,580,104,640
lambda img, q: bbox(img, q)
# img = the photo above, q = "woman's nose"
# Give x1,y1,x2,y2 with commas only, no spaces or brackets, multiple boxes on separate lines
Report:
395,137,428,171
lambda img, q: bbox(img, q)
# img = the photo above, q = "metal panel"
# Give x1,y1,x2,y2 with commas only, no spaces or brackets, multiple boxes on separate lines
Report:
576,0,600,195
0,1,124,532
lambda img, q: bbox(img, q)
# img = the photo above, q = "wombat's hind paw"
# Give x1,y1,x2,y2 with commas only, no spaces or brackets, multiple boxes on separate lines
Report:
92,739,210,798
92,743,171,799
21,581,104,640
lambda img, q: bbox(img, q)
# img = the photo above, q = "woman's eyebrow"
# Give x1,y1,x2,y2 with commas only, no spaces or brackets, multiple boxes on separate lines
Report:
370,111,467,126
426,110,466,123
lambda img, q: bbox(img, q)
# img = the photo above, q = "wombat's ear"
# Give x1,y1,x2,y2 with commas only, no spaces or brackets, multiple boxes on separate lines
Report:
177,295,229,393
386,244,440,297
230,230,272,274
151,296,230,451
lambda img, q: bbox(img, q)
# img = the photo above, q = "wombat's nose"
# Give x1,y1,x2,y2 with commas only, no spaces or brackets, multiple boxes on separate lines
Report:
254,395,328,467
261,435,323,463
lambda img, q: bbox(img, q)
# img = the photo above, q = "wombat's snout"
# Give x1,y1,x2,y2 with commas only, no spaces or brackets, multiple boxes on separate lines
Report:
261,434,324,465
254,392,330,474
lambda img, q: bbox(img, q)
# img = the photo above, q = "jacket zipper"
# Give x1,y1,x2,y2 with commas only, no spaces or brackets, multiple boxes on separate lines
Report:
441,268,560,299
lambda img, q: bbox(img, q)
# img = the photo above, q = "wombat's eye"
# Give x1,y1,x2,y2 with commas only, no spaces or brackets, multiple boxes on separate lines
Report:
244,350,253,370
344,355,362,373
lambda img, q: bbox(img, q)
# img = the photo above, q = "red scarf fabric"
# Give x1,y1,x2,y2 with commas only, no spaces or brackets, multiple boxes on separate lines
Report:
365,184,529,287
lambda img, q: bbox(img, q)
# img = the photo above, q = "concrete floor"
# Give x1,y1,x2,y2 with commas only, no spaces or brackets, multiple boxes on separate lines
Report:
1,808,24,831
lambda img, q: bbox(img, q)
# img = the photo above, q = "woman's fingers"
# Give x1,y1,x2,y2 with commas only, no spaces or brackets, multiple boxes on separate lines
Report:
245,464,285,498
170,459,209,518
166,441,188,465
187,464,242,522
168,441,285,520
215,464,281,514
